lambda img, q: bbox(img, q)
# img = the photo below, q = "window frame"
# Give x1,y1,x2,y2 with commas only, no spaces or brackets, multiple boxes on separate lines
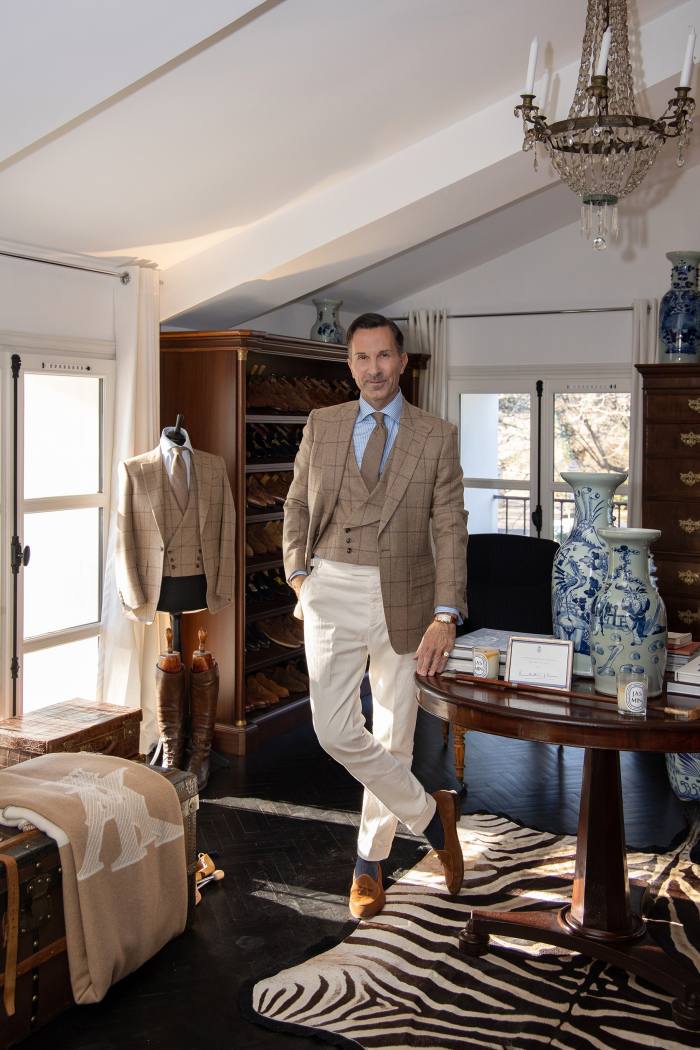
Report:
448,363,632,541
1,349,115,716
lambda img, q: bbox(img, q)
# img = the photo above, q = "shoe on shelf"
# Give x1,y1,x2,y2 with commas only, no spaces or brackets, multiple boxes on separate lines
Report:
349,865,385,920
246,526,269,556
258,617,303,649
255,672,288,699
246,676,275,708
283,616,305,646
431,790,464,896
268,665,302,693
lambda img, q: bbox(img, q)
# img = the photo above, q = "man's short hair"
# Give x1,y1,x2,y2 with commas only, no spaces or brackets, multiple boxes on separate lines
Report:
346,312,404,353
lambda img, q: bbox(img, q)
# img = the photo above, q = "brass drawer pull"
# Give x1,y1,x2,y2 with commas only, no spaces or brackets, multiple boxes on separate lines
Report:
681,432,700,447
679,570,700,585
678,609,700,624
690,399,700,414
681,471,700,486
679,518,700,534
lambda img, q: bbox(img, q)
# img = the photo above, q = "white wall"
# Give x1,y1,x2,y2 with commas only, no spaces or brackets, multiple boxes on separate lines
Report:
381,160,700,369
244,301,354,341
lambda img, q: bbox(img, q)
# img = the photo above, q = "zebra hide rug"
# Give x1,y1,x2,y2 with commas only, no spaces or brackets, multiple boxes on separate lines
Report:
247,812,700,1049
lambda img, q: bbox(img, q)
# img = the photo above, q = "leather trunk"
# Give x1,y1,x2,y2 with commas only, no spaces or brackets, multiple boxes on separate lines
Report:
0,825,72,1049
0,700,142,768
149,765,199,927
0,765,198,1047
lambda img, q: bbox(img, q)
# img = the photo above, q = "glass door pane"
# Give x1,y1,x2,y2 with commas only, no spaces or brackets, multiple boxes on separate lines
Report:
23,508,100,638
553,391,631,479
24,374,101,498
22,637,99,713
460,392,531,535
460,393,531,480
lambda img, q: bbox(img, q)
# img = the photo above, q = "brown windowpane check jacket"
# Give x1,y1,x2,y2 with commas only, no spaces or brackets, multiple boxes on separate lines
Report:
115,447,235,624
283,399,468,654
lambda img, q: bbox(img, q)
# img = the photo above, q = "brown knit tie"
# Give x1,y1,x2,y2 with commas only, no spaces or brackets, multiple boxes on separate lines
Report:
170,447,189,511
360,412,387,492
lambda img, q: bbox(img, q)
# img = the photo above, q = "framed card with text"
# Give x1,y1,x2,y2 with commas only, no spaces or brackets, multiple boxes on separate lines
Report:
505,636,574,692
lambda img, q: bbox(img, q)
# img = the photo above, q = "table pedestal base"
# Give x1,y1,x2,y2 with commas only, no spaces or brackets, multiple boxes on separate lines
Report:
458,747,700,1029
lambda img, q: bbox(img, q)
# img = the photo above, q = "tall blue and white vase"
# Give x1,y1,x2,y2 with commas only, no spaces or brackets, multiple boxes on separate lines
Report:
665,752,700,801
552,471,628,677
659,251,700,363
590,528,667,697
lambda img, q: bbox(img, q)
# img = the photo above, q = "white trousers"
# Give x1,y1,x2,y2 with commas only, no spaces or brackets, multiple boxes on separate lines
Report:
300,558,436,861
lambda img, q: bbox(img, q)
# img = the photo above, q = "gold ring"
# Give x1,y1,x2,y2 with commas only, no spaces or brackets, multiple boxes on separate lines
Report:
442,650,450,658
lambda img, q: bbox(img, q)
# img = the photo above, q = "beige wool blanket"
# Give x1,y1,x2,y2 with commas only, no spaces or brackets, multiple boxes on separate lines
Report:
0,753,187,1004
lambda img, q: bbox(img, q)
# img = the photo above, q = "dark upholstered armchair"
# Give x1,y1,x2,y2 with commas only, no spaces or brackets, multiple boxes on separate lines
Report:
445,533,559,786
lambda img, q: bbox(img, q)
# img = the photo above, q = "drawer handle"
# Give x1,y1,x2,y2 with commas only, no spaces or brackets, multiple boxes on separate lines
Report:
681,432,700,447
681,471,700,486
678,610,700,624
679,570,700,585
690,399,700,414
679,518,700,534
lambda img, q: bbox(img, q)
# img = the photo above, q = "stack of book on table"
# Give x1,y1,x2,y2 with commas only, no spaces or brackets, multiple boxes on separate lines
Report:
666,631,700,673
445,628,554,676
668,648,700,697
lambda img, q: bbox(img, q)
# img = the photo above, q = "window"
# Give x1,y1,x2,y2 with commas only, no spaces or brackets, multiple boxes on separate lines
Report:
13,356,114,713
451,369,631,542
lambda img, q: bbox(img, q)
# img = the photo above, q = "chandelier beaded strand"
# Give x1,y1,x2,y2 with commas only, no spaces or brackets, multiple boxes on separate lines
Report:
515,1,695,250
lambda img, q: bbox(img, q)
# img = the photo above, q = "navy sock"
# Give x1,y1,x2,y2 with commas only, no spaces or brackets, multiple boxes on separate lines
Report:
424,809,445,851
354,856,380,879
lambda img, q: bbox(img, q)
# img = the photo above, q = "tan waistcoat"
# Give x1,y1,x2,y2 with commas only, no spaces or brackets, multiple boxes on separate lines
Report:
161,462,204,578
313,441,395,566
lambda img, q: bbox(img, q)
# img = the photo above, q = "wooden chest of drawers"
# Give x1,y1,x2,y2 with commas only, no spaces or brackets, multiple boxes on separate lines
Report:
639,365,700,639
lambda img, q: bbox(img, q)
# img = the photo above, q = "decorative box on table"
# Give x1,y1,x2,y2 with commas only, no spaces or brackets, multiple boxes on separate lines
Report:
0,700,142,769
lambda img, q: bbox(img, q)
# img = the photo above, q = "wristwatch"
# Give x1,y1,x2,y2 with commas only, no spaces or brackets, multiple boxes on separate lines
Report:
433,613,458,625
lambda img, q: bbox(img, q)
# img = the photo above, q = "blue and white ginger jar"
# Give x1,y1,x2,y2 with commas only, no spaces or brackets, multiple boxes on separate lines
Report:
310,299,345,345
590,528,667,697
659,251,700,363
552,471,628,677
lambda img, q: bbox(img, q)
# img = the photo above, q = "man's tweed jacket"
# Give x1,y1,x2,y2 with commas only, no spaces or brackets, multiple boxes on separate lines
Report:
115,447,235,624
283,399,468,654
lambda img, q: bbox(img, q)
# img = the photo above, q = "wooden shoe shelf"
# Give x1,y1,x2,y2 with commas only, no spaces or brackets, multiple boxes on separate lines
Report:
161,329,427,755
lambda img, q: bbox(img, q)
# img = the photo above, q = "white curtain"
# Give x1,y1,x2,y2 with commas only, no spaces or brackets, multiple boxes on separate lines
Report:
627,298,659,526
407,309,448,418
97,265,161,750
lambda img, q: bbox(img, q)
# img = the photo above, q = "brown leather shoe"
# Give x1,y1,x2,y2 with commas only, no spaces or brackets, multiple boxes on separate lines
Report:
349,865,385,919
255,672,288,699
432,790,463,895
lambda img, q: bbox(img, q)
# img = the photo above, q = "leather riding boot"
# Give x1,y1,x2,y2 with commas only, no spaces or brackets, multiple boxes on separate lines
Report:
155,665,187,769
187,663,219,790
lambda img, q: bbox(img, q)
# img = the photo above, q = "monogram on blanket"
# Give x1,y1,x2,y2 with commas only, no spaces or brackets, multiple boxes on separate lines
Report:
0,753,187,1004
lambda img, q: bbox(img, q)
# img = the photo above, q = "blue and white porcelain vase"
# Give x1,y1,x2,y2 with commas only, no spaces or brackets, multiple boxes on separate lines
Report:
659,251,700,363
665,752,700,801
590,528,667,697
310,298,345,345
552,471,628,677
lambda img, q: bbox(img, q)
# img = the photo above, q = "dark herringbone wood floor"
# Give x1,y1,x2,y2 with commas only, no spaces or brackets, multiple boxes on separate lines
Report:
19,705,689,1050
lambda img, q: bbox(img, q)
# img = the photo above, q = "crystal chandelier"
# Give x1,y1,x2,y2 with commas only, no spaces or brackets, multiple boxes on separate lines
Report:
515,0,695,249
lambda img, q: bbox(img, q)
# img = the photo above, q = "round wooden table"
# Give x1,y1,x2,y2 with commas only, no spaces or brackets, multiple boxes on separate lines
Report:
417,674,700,1029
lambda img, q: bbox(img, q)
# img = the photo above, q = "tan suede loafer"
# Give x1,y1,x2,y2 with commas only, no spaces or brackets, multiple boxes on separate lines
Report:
349,865,385,920
432,790,464,895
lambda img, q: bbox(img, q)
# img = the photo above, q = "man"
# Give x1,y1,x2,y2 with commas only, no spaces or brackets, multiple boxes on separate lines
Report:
283,312,468,919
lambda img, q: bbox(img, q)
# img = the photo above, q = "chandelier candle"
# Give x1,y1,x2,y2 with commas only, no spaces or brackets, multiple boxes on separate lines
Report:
595,26,612,77
524,36,539,95
680,28,696,89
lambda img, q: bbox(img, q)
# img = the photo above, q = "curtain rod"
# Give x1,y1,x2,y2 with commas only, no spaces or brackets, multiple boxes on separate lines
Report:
0,249,130,284
389,305,637,321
